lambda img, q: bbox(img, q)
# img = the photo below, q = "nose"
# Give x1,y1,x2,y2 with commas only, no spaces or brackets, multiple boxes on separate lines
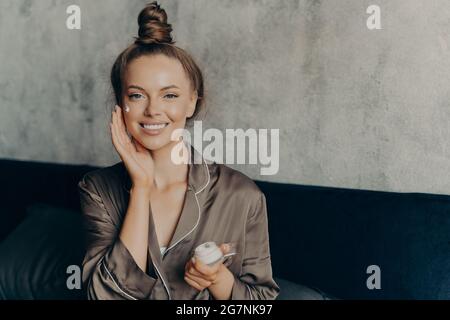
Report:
144,100,163,117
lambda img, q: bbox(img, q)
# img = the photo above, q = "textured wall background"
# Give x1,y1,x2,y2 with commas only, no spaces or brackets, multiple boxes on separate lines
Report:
1,0,450,194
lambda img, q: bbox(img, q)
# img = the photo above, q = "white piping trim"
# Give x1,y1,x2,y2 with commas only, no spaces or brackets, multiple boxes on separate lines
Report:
101,258,138,300
86,258,102,299
153,260,172,300
195,159,211,195
163,158,211,255
164,190,202,255
246,283,254,300
158,148,211,299
158,160,210,298
102,254,171,300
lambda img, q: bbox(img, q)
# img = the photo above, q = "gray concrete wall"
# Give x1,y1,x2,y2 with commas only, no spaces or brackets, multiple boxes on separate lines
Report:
1,0,450,194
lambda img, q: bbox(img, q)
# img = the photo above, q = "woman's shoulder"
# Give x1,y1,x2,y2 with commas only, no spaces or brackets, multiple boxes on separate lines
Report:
208,162,264,200
78,162,125,195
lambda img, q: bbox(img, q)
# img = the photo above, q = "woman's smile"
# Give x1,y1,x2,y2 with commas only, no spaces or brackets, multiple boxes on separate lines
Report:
139,121,169,136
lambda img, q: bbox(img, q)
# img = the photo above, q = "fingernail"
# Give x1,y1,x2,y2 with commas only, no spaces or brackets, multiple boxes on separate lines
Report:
191,257,196,264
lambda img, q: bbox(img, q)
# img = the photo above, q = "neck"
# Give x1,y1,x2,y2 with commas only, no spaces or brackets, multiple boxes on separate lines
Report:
150,140,189,190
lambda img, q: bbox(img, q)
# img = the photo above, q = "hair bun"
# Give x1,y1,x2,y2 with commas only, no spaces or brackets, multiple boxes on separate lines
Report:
135,1,174,45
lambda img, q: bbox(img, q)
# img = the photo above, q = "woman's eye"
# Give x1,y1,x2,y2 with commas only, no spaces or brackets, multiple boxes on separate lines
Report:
164,93,178,99
129,93,144,100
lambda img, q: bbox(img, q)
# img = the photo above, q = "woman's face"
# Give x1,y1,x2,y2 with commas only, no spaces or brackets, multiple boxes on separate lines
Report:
122,54,197,151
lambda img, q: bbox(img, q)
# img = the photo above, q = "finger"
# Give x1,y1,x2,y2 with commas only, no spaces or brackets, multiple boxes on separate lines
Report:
184,260,191,272
117,105,132,145
112,108,125,147
220,243,231,255
110,122,119,150
188,265,216,282
194,259,221,276
184,276,204,291
185,273,212,288
111,113,124,154
185,260,195,272
114,106,129,147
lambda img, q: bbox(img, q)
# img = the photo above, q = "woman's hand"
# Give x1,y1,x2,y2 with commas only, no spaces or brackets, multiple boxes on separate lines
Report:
184,244,235,300
110,105,154,190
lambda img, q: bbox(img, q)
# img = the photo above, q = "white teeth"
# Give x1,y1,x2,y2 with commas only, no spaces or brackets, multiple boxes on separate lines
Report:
142,123,167,130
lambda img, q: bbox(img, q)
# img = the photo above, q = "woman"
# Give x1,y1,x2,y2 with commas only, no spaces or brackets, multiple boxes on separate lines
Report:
78,1,279,300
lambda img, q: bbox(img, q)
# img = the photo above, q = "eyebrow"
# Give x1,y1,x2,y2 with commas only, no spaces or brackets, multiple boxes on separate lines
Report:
127,85,180,91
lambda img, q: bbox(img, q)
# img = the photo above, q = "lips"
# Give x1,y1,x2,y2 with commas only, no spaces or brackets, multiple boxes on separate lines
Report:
139,122,169,136
140,123,168,130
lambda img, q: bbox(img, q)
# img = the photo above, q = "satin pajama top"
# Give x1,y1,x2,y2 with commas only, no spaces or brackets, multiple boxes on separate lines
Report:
77,144,280,300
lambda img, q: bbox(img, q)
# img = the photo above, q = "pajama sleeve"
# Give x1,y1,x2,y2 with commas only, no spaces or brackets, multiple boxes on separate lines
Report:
78,173,159,300
230,192,280,300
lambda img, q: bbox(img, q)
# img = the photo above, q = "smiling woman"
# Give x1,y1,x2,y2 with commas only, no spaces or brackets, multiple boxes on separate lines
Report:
78,1,280,300
120,54,197,150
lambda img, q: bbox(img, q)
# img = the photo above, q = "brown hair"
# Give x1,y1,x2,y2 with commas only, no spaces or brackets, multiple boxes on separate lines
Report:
110,1,205,122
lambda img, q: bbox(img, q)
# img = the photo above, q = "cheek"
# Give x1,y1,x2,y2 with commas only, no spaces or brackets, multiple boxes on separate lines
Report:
165,101,191,122
122,108,139,126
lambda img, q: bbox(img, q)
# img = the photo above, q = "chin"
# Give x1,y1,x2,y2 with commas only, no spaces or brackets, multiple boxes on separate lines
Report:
140,139,168,151
138,135,174,152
